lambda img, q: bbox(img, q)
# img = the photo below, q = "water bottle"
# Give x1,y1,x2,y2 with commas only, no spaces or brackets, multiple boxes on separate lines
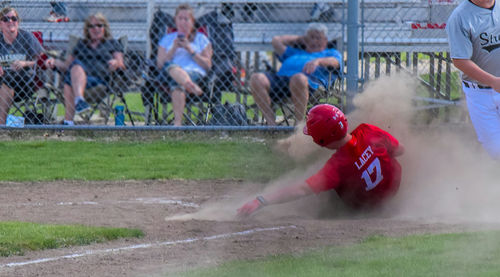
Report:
114,105,125,126
6,114,24,127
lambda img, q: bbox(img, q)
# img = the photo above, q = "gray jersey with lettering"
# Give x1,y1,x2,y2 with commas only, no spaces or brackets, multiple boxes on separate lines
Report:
446,0,500,83
0,29,43,79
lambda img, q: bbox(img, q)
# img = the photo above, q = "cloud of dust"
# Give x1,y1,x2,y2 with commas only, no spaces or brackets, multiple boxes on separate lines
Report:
353,74,500,223
273,73,415,161
272,121,323,162
388,127,500,223
165,161,330,222
168,73,500,224
166,200,241,221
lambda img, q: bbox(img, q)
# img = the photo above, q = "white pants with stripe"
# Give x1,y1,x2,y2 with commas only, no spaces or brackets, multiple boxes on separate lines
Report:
462,83,500,159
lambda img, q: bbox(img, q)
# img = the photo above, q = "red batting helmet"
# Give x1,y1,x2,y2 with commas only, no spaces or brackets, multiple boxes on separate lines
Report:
303,104,348,146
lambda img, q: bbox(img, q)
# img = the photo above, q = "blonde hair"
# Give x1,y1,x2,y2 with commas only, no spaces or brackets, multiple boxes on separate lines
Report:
175,3,197,41
83,12,111,42
0,7,20,22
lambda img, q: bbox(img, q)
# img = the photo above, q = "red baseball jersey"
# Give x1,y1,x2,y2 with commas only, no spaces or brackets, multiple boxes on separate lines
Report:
306,123,402,209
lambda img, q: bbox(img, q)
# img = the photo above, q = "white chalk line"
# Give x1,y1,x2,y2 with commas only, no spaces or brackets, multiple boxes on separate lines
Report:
132,198,200,207
7,198,200,208
0,225,297,269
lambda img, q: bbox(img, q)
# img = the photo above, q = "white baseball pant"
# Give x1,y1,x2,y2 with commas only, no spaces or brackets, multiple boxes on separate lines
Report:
462,80,500,159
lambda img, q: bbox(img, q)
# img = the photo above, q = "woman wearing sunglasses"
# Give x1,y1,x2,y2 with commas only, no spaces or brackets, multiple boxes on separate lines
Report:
0,7,44,125
45,12,124,125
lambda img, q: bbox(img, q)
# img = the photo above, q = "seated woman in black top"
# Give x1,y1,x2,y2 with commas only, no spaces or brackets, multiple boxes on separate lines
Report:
45,12,125,125
0,7,44,125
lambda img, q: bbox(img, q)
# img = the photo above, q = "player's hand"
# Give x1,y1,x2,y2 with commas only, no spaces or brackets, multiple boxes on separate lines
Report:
237,199,262,217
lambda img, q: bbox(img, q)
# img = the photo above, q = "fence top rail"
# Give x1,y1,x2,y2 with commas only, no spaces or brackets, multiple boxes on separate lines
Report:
13,0,422,4
22,22,147,44
154,0,421,4
17,0,146,3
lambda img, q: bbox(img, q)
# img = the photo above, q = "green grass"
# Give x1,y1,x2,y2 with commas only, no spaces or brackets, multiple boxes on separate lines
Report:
367,52,447,63
176,231,500,277
412,71,465,123
122,91,144,113
0,139,293,257
123,91,261,124
116,90,337,124
419,71,462,100
0,140,294,181
122,92,146,122
11,88,327,125
0,221,143,257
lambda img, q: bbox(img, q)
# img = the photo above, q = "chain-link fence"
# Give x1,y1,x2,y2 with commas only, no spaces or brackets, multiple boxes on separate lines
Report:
359,0,462,114
0,0,461,128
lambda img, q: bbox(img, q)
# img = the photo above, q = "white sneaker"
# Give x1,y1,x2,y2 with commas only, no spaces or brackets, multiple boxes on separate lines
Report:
46,12,69,22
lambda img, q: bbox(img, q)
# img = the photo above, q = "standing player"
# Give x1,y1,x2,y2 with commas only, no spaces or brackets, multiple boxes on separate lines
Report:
237,104,404,217
446,0,500,159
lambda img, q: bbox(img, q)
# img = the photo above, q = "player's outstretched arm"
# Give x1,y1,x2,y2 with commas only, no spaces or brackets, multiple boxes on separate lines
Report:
237,181,313,217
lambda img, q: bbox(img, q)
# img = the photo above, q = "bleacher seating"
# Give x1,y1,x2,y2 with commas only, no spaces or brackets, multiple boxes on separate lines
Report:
14,0,457,55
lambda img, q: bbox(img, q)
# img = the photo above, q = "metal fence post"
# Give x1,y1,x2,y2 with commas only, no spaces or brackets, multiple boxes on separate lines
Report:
146,0,155,59
346,0,359,113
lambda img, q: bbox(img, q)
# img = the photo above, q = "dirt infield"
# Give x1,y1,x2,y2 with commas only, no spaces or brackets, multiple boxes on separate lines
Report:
1,74,498,276
0,180,496,277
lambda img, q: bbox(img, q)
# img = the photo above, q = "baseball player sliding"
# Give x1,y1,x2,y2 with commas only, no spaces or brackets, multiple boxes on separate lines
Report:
237,104,404,217
446,0,500,159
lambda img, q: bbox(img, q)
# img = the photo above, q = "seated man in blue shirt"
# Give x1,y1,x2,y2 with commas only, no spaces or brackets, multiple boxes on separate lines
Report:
250,23,342,125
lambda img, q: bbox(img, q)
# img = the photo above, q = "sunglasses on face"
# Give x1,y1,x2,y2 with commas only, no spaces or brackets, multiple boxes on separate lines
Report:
1,16,18,23
88,23,104,29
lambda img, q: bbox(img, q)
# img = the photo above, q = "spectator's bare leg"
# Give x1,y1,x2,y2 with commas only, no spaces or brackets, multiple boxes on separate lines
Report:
70,64,87,100
64,65,87,121
63,84,75,121
250,72,276,125
168,66,202,96
171,87,186,126
289,73,309,124
0,84,13,125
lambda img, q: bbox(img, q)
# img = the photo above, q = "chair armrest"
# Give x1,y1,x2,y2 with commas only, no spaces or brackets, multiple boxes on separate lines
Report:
324,65,341,76
263,60,275,73
36,53,49,70
138,58,161,80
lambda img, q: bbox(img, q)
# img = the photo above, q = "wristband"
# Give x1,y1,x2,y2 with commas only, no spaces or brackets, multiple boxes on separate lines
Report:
256,195,268,206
